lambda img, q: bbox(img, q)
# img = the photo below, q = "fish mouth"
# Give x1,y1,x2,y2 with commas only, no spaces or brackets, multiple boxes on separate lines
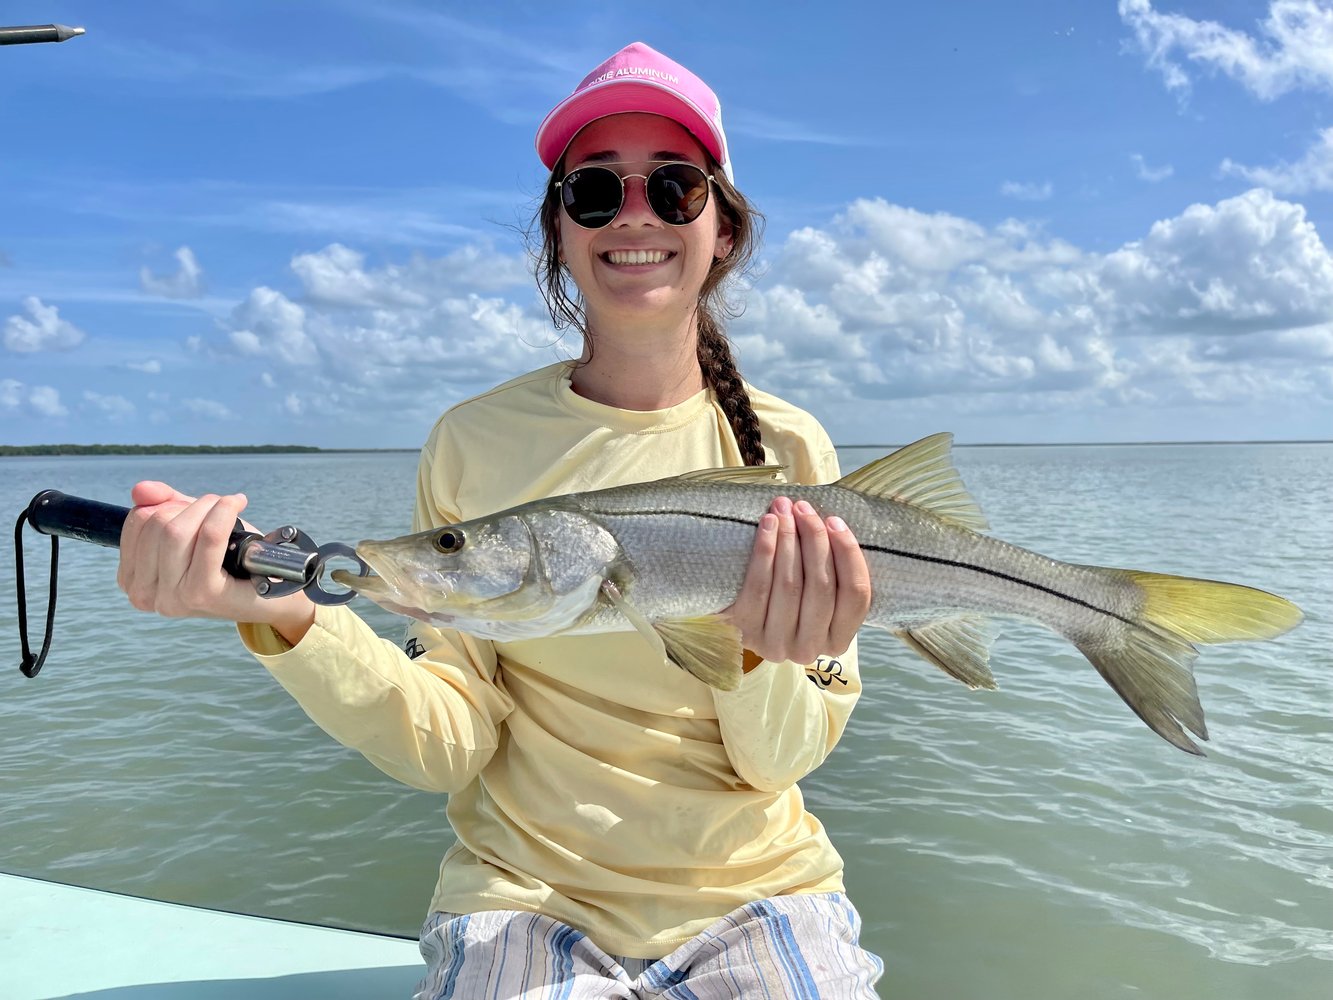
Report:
329,542,416,602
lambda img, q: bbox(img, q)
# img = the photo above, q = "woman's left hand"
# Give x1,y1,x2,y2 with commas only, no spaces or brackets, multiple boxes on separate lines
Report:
725,497,873,667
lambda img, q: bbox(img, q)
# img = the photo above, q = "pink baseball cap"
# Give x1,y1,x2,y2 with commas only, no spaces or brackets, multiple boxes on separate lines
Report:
535,42,734,183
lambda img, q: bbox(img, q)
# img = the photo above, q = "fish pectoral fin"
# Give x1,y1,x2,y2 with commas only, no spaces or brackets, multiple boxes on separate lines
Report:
598,579,670,661
837,432,989,531
654,616,744,692
675,465,788,485
894,616,998,690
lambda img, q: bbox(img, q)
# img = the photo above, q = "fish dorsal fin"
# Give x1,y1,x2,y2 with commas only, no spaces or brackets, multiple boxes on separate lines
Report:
677,465,788,485
894,616,998,690
837,433,989,531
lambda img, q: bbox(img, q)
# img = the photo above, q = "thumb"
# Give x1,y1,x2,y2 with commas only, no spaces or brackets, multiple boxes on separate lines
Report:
131,480,197,507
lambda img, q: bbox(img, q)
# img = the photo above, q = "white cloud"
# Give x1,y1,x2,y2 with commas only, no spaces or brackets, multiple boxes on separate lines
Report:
140,246,204,299
1000,180,1054,201
1119,0,1333,100
28,385,67,418
206,243,557,423
3,379,69,418
198,188,1333,433
228,287,319,366
1131,153,1174,182
3,297,86,353
1221,126,1333,193
126,359,162,374
182,398,234,420
729,187,1333,413
83,391,136,419
1099,188,1333,332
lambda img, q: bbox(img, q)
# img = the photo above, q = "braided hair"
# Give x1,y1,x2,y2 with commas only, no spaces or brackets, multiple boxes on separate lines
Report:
533,159,768,466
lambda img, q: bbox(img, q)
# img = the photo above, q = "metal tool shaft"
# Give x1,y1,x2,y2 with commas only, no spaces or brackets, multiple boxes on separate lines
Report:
0,24,86,45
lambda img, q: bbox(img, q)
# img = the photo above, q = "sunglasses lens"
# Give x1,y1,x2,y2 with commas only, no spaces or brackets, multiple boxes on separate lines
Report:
647,163,710,225
559,163,712,228
561,167,623,228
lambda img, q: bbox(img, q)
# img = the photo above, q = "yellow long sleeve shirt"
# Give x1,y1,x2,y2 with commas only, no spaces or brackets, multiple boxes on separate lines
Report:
239,362,861,959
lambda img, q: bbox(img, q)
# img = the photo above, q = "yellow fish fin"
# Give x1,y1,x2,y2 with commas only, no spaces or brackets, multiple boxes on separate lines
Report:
1125,571,1304,643
1071,570,1302,757
894,616,998,690
599,581,744,692
676,465,788,485
654,616,744,691
837,432,989,531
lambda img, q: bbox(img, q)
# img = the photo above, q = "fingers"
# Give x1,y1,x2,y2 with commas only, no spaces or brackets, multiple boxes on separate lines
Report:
728,495,872,665
790,500,835,663
131,480,196,507
729,508,779,640
764,497,803,655
119,491,248,618
825,516,872,655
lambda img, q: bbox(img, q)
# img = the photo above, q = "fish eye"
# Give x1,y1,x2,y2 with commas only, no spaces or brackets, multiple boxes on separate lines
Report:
433,528,465,554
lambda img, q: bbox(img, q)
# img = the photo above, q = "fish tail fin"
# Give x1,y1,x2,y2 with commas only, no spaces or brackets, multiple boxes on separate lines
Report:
1074,571,1303,756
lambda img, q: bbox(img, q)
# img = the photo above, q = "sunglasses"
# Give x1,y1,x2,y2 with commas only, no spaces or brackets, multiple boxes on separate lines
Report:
554,161,715,229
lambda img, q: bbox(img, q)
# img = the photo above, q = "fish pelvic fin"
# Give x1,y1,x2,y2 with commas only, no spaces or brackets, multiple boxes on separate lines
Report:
654,616,744,691
597,580,743,691
837,432,989,531
1076,571,1303,756
893,616,999,690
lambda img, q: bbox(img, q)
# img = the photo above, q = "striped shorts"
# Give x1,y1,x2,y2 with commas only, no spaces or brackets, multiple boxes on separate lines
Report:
412,892,883,999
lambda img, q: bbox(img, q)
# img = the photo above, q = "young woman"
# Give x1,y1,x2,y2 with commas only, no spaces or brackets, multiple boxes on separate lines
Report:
118,42,885,998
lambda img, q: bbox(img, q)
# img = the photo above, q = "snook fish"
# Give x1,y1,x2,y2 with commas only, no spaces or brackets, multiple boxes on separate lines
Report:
331,433,1302,755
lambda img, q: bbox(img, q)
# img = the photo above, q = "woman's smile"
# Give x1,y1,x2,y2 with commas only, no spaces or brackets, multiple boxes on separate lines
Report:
601,248,675,266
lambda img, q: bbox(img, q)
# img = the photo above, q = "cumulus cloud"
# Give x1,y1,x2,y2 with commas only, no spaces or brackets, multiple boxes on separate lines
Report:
1119,0,1333,100
1221,126,1333,193
727,187,1333,413
140,246,204,298
207,243,557,421
228,286,319,365
197,188,1333,430
2,378,68,417
3,297,86,353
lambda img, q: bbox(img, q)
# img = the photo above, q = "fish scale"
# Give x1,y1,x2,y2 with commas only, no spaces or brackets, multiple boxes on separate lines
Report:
335,433,1303,755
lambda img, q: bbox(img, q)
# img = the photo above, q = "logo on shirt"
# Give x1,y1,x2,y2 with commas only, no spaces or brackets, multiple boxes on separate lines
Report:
404,637,426,660
807,655,848,688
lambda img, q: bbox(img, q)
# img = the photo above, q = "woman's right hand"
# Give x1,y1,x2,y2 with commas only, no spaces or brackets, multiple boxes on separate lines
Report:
117,481,315,642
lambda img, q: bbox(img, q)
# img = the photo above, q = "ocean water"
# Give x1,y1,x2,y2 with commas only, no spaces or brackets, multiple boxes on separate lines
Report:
0,445,1329,999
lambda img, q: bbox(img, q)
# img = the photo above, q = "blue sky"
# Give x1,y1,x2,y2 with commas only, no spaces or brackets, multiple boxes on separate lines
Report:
3,0,1332,447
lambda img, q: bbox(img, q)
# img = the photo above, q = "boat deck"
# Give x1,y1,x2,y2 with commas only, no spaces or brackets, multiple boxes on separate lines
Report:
1,871,423,999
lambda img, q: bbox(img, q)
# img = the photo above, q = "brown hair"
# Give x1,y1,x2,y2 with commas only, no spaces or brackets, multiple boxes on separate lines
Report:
532,159,768,466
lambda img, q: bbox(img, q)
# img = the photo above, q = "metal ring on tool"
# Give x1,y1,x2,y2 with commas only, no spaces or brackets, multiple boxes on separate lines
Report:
306,542,370,606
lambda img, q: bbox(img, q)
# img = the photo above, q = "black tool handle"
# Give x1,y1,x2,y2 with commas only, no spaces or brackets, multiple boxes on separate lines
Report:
24,490,258,578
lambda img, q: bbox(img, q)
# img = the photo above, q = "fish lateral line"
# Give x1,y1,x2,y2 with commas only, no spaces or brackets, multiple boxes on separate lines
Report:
861,543,1139,629
593,505,1135,629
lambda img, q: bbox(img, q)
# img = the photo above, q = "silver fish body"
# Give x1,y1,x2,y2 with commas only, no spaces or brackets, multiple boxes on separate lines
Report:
334,434,1303,755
